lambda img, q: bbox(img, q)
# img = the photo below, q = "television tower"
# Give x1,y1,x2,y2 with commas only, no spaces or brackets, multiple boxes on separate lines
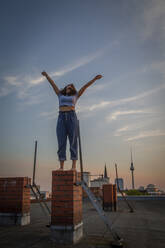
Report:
130,148,135,189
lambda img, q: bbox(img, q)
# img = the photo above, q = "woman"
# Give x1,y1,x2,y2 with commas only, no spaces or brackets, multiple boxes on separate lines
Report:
41,71,102,170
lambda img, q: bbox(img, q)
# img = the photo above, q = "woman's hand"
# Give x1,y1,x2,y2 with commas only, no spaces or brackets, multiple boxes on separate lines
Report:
77,74,103,98
41,71,48,77
94,74,103,80
42,71,60,95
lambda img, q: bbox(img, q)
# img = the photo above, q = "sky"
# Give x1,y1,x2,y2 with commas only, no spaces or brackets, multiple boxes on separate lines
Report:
0,0,165,191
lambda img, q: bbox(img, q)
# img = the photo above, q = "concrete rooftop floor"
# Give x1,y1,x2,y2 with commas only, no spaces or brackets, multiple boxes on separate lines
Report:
0,199,165,248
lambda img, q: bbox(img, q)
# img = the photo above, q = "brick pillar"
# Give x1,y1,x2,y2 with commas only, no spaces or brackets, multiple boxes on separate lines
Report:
103,184,113,211
0,177,31,225
51,170,83,244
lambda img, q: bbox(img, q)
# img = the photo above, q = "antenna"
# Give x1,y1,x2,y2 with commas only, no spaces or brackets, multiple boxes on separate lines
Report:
33,140,38,186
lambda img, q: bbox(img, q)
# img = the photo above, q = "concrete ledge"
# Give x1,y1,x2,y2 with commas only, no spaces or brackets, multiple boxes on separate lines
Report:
0,212,30,226
118,196,165,200
50,222,83,244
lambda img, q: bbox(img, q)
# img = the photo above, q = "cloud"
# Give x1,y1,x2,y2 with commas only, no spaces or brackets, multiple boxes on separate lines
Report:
106,109,153,122
4,76,22,86
39,110,57,120
22,95,44,105
0,87,12,97
89,101,110,111
114,126,129,137
27,40,119,86
114,122,149,137
0,76,23,97
1,44,115,104
126,130,165,141
113,113,165,139
87,83,109,93
82,84,165,112
51,50,102,77
114,126,130,137
29,76,45,85
150,61,165,79
141,0,165,41
29,46,111,86
116,126,129,132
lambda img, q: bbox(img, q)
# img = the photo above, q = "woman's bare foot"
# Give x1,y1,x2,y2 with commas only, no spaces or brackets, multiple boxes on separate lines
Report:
71,160,76,170
58,160,64,170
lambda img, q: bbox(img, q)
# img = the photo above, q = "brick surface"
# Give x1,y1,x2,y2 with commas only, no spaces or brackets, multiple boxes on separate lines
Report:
103,184,113,203
0,177,31,214
51,170,82,226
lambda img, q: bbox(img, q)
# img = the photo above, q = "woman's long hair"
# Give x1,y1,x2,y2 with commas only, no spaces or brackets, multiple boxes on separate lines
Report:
60,84,77,96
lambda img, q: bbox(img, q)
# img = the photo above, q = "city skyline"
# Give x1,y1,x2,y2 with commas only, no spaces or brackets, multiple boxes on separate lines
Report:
0,0,165,191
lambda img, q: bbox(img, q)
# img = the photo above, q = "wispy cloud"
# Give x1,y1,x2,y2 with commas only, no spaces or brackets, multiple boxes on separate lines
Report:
22,95,44,106
4,76,22,87
1,45,114,104
0,86,12,97
106,109,153,122
29,45,113,86
116,126,130,133
83,84,165,112
126,130,165,141
141,0,165,41
0,76,23,97
114,122,149,137
2,75,32,100
114,126,130,137
39,110,57,120
105,59,165,91
89,101,110,111
87,83,109,93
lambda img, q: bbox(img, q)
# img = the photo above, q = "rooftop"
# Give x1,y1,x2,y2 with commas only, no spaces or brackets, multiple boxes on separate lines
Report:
0,199,165,248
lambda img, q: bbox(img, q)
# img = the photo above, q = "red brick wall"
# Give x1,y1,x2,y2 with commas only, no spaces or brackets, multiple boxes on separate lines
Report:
0,177,31,214
51,170,82,226
103,184,113,204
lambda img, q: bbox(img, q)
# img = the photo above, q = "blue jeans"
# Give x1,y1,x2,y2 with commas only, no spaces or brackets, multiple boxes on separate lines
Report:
56,110,78,161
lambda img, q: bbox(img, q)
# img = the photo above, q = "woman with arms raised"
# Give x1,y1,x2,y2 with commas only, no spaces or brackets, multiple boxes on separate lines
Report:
41,71,103,170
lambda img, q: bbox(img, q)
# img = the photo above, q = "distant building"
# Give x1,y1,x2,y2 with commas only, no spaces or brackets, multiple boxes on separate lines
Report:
115,178,124,191
90,176,109,188
90,164,109,188
138,186,145,191
146,184,161,195
83,172,90,187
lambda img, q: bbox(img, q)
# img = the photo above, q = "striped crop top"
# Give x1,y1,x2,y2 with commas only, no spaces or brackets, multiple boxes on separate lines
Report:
58,92,79,107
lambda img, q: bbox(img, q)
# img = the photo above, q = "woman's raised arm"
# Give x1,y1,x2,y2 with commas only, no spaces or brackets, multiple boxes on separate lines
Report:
41,71,60,96
77,74,103,98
